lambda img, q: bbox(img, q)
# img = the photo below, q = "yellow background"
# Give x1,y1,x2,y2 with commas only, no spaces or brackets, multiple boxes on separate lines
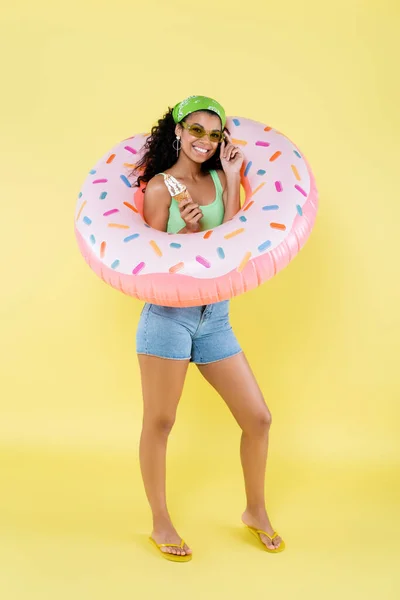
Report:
1,0,399,597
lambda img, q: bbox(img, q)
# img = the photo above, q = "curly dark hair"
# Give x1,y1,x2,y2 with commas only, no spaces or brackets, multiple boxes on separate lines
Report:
129,107,229,191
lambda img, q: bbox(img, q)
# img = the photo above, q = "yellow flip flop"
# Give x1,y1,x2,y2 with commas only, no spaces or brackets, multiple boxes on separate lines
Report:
244,525,286,553
149,536,192,562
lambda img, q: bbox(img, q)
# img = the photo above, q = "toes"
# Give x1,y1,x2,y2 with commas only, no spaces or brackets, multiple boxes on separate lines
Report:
266,542,275,549
260,534,275,549
156,540,190,556
273,536,282,548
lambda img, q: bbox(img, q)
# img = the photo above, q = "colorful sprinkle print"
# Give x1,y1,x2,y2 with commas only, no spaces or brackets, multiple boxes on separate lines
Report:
291,165,301,180
237,252,251,273
196,256,211,268
76,200,87,221
75,117,312,287
123,202,138,213
258,240,272,252
132,262,145,275
243,201,254,211
124,146,137,154
169,262,184,273
269,151,282,162
270,223,286,231
250,182,266,197
224,228,245,240
244,161,252,177
124,233,140,242
150,240,162,257
295,184,307,196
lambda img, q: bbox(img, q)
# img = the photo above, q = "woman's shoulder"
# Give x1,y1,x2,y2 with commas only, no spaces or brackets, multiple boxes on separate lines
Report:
147,172,166,183
146,173,168,190
144,174,171,203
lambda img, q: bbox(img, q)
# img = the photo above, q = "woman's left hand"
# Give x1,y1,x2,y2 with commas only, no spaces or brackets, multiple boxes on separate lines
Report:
220,131,244,175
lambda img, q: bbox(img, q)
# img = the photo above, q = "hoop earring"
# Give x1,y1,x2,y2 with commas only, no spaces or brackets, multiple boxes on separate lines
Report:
172,135,181,157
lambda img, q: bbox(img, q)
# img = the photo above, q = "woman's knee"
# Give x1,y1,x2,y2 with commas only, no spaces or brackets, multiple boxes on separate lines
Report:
243,406,272,435
143,413,176,435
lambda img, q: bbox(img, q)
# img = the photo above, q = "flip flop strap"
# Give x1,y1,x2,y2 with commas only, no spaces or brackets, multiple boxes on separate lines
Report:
157,539,185,549
256,529,278,540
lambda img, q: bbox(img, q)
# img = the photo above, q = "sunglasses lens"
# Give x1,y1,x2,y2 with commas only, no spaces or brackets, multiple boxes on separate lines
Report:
209,131,223,142
188,125,206,138
183,123,223,142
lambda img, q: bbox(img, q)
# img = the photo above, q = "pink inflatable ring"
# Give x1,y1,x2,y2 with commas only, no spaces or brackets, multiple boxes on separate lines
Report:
74,117,318,307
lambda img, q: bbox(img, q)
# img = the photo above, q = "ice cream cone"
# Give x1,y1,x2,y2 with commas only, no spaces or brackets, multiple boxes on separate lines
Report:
174,189,191,202
162,174,190,201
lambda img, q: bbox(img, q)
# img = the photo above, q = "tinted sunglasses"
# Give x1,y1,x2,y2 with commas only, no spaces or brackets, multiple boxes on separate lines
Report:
181,121,225,143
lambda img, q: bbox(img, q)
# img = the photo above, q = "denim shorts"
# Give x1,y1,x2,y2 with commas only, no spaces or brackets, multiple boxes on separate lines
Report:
136,300,242,364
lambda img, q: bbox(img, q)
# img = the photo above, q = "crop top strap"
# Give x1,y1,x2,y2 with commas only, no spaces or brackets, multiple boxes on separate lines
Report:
209,169,223,196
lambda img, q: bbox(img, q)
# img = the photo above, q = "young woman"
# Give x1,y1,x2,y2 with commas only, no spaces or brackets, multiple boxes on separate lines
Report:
133,95,285,561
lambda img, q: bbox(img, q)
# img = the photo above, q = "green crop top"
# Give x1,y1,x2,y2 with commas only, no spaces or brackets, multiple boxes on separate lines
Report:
159,170,225,234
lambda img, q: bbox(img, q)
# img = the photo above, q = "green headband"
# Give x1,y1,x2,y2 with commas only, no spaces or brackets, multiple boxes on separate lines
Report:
172,95,226,128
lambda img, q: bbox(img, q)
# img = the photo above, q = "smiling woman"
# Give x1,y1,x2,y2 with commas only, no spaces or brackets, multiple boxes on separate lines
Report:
135,106,235,236
75,94,317,562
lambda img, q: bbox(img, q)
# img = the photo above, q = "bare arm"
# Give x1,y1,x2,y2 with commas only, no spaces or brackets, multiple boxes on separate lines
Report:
143,175,202,234
216,169,241,223
142,176,171,232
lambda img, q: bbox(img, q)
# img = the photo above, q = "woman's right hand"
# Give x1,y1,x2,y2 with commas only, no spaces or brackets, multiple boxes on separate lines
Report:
178,197,203,232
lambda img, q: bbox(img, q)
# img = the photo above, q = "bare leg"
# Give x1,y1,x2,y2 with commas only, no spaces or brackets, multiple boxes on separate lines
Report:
138,354,192,556
197,352,282,550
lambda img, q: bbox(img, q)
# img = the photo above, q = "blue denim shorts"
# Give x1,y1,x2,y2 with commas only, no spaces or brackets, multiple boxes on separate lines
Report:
136,300,242,364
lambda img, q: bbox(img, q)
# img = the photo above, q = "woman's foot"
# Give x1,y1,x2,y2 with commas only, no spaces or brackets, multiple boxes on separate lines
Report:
242,509,283,550
151,523,192,557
